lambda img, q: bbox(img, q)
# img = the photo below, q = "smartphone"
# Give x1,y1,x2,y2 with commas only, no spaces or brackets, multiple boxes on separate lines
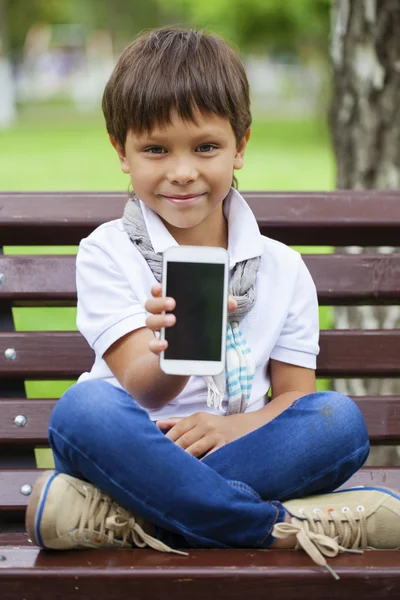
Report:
159,245,229,376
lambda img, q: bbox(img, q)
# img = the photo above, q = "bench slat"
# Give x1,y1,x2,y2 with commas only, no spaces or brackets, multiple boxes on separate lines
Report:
0,330,398,378
1,547,400,600
1,396,400,445
1,191,400,245
0,399,56,444
1,467,399,511
0,546,400,599
1,254,400,305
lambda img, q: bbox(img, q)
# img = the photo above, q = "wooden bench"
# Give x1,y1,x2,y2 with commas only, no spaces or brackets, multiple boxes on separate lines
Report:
0,190,400,599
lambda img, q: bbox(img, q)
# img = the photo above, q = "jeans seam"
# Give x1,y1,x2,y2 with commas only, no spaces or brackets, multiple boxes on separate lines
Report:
258,501,281,546
279,439,370,500
228,481,262,501
49,426,231,549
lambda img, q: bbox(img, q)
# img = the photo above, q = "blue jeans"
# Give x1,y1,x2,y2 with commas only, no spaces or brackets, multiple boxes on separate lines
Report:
48,381,370,550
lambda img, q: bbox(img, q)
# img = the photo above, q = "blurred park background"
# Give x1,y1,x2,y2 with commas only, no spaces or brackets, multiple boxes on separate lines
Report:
0,0,333,190
1,0,399,465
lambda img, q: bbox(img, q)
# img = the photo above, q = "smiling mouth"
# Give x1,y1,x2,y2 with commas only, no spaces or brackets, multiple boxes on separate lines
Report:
161,193,205,199
160,193,206,202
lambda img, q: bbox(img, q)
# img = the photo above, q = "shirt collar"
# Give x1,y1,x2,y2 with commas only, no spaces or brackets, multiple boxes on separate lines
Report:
139,187,264,268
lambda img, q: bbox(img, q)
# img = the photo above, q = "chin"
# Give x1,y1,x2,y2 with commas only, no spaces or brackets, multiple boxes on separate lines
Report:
165,217,204,230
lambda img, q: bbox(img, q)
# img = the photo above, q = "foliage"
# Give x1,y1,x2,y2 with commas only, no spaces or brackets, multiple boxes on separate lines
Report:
5,0,165,55
158,0,331,54
5,0,331,56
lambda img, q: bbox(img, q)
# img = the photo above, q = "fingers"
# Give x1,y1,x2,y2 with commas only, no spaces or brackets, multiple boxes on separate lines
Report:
148,336,168,356
228,294,238,313
145,289,176,314
146,312,175,332
145,288,176,334
165,421,211,458
146,285,177,356
151,283,162,297
146,286,236,360
156,418,182,430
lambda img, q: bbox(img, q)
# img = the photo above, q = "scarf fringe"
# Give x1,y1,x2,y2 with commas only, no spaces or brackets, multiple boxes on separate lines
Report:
204,376,225,411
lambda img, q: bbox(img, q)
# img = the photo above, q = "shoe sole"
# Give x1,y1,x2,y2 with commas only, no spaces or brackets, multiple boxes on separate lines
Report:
25,470,57,547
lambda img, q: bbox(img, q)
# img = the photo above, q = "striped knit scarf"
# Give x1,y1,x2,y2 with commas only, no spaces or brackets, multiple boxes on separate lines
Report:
122,197,261,415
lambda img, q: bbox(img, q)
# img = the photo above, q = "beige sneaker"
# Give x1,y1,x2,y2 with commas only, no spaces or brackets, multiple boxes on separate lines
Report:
26,470,187,555
273,486,400,580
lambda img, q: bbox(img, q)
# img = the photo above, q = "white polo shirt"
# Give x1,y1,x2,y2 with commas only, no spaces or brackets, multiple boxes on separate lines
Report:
76,188,319,421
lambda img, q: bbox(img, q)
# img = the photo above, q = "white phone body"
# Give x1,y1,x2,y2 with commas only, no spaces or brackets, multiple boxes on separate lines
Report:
160,245,229,376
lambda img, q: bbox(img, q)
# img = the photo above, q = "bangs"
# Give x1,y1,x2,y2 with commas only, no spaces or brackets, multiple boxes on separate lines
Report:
125,36,237,135
103,28,251,148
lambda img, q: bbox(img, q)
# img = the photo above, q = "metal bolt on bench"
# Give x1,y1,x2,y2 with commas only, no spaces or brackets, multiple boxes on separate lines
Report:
5,348,17,360
20,485,32,496
14,415,27,427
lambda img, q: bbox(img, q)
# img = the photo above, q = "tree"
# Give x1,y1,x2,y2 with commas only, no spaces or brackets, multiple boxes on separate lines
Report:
6,0,167,56
0,0,16,127
329,0,400,464
158,0,330,55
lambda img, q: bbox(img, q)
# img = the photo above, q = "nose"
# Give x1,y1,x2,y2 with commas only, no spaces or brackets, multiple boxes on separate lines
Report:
167,158,198,185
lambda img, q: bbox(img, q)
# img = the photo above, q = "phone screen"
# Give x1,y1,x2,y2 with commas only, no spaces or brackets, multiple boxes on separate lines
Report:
164,262,225,361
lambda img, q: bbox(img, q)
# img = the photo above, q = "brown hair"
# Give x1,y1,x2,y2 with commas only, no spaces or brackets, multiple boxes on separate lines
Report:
102,27,251,151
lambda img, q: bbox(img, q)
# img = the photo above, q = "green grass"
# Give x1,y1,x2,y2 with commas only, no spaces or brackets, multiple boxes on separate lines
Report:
0,106,335,191
0,106,335,467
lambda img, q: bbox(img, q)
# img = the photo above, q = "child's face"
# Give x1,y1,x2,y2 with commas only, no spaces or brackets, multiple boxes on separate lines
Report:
111,109,250,247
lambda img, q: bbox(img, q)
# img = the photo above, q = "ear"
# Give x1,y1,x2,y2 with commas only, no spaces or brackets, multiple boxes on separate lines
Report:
109,135,130,174
233,128,251,171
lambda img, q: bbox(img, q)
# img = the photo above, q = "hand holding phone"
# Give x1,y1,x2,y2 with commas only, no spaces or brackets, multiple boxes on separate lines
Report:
144,285,176,356
159,245,230,376
145,282,237,358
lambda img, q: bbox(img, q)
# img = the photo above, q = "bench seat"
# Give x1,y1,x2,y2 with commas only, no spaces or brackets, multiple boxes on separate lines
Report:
1,541,400,599
1,191,400,599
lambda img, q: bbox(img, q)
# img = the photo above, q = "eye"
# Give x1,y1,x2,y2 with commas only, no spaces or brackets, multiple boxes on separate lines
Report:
197,144,217,153
145,146,167,154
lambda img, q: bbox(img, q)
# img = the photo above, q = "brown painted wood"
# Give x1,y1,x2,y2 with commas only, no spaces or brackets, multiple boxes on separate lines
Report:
0,330,398,378
352,396,400,442
1,396,400,445
0,256,76,305
318,330,400,377
305,253,400,304
0,532,29,545
1,253,400,306
0,547,400,600
0,469,45,510
1,191,400,246
0,399,56,444
1,468,399,513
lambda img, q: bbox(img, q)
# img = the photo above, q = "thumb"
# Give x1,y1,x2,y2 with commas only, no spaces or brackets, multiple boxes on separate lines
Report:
228,294,238,313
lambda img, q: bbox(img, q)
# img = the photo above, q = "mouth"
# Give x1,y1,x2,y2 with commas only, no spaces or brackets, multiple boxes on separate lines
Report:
160,192,206,203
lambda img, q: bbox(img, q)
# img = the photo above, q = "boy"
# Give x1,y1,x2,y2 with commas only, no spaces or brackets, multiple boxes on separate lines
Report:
26,27,400,580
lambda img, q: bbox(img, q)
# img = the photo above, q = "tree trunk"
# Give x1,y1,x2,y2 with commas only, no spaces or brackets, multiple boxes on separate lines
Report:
0,0,17,128
329,0,400,465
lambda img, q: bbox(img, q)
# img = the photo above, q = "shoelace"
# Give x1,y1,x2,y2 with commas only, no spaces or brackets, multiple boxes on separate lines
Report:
272,506,367,580
75,484,188,556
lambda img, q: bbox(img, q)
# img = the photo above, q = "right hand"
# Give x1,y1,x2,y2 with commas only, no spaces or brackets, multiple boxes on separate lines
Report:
144,283,238,357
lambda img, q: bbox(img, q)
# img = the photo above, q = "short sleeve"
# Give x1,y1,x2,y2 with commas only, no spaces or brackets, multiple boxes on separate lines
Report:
76,237,148,358
269,256,319,369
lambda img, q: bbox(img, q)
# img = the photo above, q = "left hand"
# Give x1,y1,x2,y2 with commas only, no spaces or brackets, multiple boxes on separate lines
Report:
155,412,252,459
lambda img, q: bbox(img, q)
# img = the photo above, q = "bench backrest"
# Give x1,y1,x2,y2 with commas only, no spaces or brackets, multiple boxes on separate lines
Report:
1,191,400,532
